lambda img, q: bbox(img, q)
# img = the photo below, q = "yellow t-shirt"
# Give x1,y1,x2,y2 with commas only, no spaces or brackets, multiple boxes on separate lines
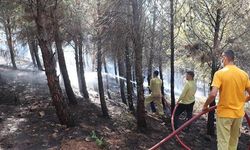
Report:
149,77,162,97
179,80,197,104
212,65,250,118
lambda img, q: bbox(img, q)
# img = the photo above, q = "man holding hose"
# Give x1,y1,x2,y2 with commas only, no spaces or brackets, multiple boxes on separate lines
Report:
174,70,197,130
145,70,164,118
203,50,250,150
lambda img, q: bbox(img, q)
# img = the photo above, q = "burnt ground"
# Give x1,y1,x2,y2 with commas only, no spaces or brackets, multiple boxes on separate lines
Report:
0,66,249,150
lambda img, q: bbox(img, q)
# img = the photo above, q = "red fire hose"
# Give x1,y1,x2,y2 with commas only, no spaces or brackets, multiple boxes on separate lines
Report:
171,103,191,150
149,106,217,150
150,105,250,150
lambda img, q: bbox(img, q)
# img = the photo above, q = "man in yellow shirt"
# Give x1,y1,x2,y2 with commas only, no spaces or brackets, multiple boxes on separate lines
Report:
203,50,250,150
145,70,164,117
174,71,197,130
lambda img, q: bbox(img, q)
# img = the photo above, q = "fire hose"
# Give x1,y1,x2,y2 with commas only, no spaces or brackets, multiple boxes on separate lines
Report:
150,105,216,150
170,103,192,150
150,104,250,150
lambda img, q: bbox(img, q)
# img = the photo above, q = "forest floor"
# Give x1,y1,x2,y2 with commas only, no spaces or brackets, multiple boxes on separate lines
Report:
0,65,249,150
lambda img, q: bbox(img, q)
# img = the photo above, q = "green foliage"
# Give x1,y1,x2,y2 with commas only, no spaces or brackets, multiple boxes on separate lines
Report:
90,130,97,139
90,130,106,148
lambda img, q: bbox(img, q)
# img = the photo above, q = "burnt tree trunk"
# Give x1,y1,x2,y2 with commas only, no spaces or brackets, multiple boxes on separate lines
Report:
28,39,37,68
53,19,77,105
4,17,17,69
132,66,136,87
148,2,157,112
159,53,164,96
117,55,127,105
147,0,156,89
74,38,83,93
97,0,109,117
113,57,119,84
103,57,111,99
79,34,89,99
207,58,217,136
33,40,43,70
207,6,222,136
35,3,74,126
125,41,135,112
131,0,147,129
170,0,175,114
159,56,166,109
158,31,165,108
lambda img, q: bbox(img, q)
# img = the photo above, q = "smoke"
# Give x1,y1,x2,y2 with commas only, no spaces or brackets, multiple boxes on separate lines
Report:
0,43,209,100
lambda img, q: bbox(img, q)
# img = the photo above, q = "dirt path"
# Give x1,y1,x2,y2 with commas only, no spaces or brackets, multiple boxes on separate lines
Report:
0,66,249,150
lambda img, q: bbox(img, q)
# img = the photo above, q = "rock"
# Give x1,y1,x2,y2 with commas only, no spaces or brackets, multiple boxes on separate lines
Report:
125,129,131,133
85,137,92,142
160,122,166,126
56,124,62,127
39,111,45,117
30,106,38,111
25,95,32,100
52,133,58,138
104,126,111,131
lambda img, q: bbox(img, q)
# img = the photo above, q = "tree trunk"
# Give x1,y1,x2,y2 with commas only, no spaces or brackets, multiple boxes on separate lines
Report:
28,39,37,68
158,31,165,108
207,59,217,136
148,2,157,112
92,50,96,72
103,57,111,99
97,0,109,117
158,41,164,96
114,57,119,83
207,6,222,136
35,4,74,127
125,41,135,112
4,17,17,69
118,55,127,105
131,0,147,129
33,40,43,70
79,34,89,99
74,38,83,93
147,58,153,90
132,67,136,87
53,19,77,105
203,76,206,96
170,0,175,113
159,57,166,109
97,43,109,117
147,0,156,90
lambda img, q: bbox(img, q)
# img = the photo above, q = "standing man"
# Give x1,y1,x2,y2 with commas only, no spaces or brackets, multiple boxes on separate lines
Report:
145,70,164,117
202,50,250,150
174,71,197,130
